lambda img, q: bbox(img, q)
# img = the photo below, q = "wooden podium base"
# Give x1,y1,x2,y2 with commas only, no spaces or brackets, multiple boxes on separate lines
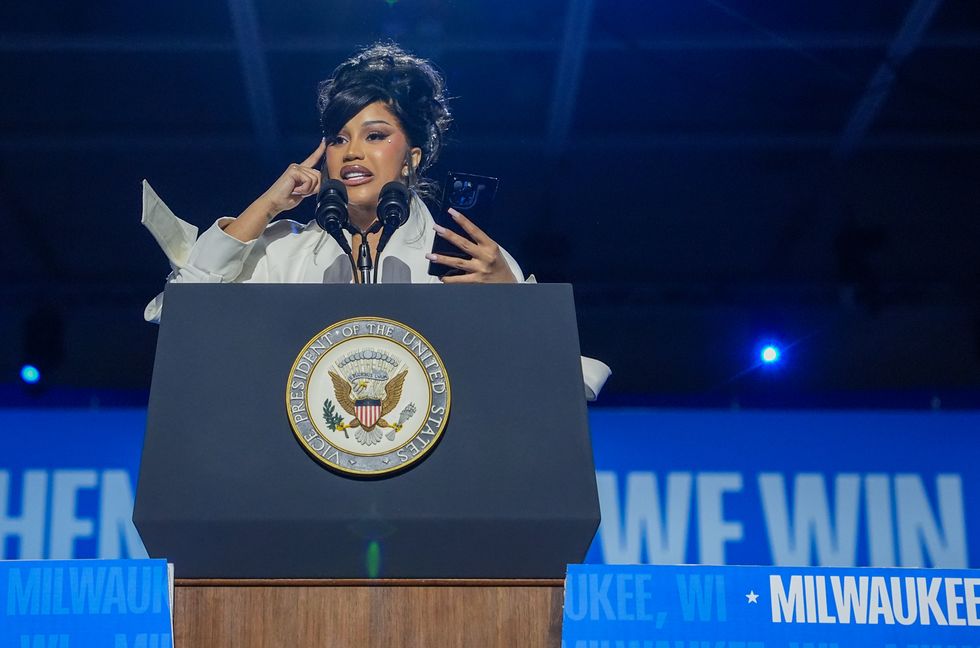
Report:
174,579,565,647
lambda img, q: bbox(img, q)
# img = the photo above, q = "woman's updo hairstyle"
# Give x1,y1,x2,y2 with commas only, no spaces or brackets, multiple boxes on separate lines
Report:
317,43,452,198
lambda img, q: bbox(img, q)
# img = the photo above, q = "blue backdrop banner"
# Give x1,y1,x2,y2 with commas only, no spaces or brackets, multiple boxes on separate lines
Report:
1,409,149,561
585,410,978,569
562,563,980,647
1,408,977,568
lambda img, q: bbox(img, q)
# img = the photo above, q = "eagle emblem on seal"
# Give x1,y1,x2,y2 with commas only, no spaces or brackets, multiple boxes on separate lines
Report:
322,348,417,446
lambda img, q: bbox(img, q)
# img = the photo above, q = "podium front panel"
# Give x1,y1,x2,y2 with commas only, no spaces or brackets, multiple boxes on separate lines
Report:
135,284,599,578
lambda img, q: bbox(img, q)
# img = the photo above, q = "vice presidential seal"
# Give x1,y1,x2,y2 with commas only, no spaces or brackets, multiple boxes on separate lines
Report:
286,317,450,476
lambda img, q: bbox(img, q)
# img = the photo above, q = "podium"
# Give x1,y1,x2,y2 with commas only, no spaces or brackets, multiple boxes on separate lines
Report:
135,283,598,643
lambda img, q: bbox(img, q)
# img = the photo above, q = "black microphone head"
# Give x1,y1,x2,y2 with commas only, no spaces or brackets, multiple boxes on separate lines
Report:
315,179,349,233
323,178,348,203
377,181,411,228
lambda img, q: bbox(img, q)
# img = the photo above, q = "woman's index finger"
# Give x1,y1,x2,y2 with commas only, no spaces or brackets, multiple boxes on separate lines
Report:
301,139,327,168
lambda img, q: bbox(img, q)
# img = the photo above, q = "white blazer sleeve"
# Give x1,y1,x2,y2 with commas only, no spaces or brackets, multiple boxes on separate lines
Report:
142,181,268,323
581,356,612,401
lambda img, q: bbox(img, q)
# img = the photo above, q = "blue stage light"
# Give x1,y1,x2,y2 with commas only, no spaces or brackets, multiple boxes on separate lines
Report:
760,345,780,364
20,364,41,384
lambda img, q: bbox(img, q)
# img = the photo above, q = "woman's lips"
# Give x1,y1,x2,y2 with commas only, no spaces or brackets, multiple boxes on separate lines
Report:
342,175,373,187
340,165,374,186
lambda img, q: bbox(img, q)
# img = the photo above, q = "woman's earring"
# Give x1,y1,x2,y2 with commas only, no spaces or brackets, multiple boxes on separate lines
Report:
402,167,409,177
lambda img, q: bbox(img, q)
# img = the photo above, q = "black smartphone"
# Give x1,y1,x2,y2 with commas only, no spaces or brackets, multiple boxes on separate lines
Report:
427,172,499,277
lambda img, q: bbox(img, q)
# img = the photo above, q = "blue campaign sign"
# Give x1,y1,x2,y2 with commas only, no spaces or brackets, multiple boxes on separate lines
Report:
562,564,980,647
0,559,172,647
586,410,980,569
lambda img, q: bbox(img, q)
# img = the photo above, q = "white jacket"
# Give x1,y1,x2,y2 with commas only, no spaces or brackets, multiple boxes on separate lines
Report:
141,180,610,399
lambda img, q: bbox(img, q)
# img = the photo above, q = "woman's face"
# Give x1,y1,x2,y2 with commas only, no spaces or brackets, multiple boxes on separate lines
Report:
325,101,422,211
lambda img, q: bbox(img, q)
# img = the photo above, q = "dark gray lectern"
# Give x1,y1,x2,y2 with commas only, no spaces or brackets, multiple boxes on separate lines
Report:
134,284,600,578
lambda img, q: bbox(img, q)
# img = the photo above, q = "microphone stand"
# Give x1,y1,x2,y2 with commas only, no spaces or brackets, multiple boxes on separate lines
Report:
348,220,382,284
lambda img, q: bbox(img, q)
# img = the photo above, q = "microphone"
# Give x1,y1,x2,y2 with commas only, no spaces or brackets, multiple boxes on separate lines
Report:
376,181,410,252
377,181,411,229
374,182,411,283
314,178,351,255
314,177,361,282
374,180,412,283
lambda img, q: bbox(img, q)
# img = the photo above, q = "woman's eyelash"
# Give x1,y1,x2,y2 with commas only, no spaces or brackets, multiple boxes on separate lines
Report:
326,132,389,145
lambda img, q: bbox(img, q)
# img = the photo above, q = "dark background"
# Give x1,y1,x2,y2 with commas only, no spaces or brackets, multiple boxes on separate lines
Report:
1,0,978,407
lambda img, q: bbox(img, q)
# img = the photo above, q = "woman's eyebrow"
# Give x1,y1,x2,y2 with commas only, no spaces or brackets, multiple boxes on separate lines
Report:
359,120,392,128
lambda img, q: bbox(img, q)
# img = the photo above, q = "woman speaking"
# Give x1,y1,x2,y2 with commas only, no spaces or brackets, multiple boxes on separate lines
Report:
144,42,521,326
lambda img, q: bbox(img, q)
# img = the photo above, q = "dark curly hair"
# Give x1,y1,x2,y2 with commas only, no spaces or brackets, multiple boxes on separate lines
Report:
317,43,452,199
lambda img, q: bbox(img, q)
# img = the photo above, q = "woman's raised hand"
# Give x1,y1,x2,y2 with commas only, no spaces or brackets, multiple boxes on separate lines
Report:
222,141,326,243
258,140,326,217
425,209,519,284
